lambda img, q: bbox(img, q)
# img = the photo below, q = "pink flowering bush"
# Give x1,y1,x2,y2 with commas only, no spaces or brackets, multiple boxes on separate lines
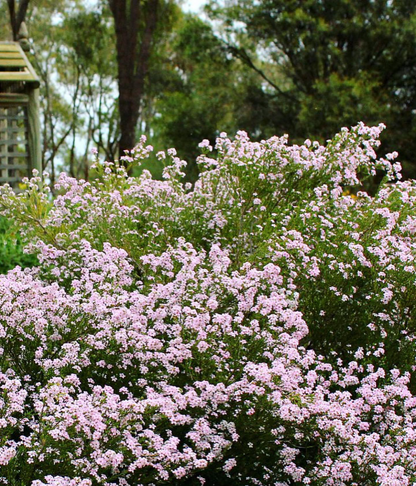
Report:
1,123,416,485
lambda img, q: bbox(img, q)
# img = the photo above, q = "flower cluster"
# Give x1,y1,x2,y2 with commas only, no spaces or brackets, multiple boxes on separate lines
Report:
0,124,416,485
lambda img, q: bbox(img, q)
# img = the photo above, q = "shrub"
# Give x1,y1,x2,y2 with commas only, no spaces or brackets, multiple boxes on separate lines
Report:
0,124,415,485
0,216,38,274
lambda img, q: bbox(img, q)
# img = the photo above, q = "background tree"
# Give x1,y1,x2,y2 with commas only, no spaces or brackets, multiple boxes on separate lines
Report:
26,0,90,183
208,0,416,176
60,7,119,171
108,0,168,157
21,1,119,182
132,12,268,182
148,13,261,180
6,0,416,182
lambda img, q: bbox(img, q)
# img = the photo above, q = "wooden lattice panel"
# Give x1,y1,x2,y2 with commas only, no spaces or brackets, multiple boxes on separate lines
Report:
0,104,29,187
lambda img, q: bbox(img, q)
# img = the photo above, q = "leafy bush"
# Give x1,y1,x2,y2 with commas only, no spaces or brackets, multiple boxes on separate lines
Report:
0,216,38,274
0,125,416,485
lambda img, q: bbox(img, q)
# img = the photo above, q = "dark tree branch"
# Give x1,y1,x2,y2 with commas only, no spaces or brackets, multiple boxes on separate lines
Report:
7,0,30,41
16,0,30,32
7,0,17,40
226,44,296,102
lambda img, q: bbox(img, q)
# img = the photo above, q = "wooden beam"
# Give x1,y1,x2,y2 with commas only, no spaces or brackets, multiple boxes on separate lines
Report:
0,152,28,157
28,88,41,174
19,47,40,86
0,52,21,59
0,164,27,170
0,139,28,145
0,177,24,183
0,93,29,105
0,44,20,52
0,115,26,121
0,71,35,82
0,127,28,133
0,59,26,67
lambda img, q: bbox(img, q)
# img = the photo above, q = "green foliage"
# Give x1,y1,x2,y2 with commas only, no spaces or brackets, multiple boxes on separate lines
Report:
208,0,416,177
0,216,38,274
26,1,120,178
141,13,266,181
6,0,416,185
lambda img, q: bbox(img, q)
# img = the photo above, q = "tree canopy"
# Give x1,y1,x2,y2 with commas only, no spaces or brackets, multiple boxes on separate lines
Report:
209,0,416,176
2,0,416,180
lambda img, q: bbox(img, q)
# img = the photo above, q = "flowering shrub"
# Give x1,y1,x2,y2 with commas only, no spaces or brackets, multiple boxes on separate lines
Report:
1,123,416,485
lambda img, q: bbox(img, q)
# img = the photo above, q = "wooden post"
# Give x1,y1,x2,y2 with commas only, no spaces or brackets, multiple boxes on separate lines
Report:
27,87,41,174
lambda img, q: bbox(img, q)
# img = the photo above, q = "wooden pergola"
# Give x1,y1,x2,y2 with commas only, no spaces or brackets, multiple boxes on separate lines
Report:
0,40,41,188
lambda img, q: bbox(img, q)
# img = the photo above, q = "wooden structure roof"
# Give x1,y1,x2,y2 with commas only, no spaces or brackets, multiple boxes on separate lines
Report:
0,42,39,88
0,38,42,188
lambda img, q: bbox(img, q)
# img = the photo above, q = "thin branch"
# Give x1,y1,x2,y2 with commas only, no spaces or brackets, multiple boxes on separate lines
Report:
226,44,296,101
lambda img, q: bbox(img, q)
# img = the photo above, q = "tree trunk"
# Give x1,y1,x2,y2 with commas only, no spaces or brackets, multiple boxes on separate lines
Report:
7,0,30,41
109,0,159,158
